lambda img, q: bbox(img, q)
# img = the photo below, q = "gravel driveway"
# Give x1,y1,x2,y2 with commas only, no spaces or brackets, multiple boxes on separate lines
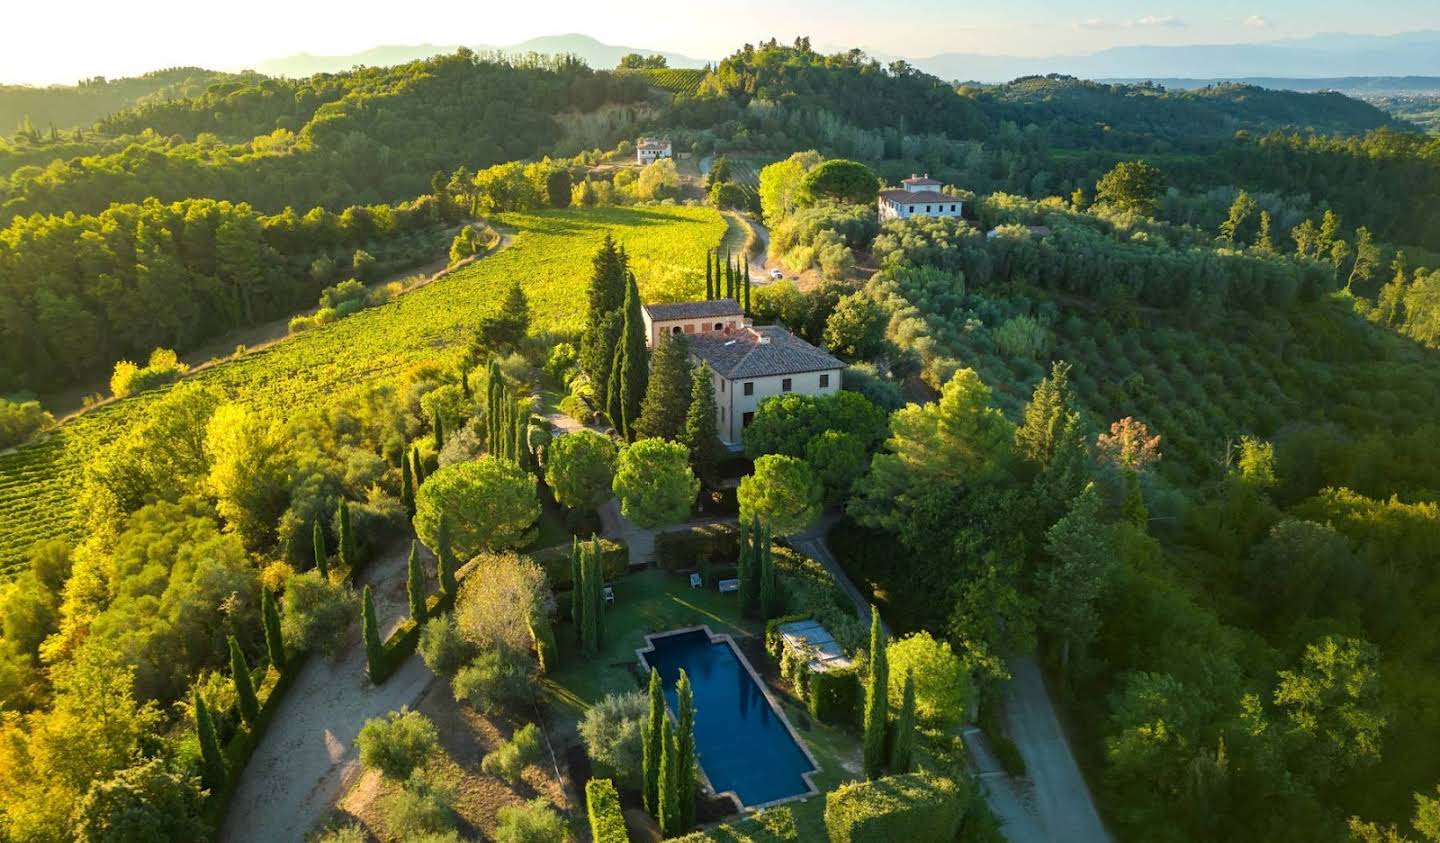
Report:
219,539,439,843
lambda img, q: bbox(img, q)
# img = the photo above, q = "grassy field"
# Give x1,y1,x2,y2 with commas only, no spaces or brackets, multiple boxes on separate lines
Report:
0,205,726,577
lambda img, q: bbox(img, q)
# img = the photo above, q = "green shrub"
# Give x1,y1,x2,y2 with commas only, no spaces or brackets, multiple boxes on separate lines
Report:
494,798,567,843
418,614,477,676
481,723,542,784
586,777,629,842
377,770,458,838
357,708,439,781
809,667,861,726
452,649,533,716
822,772,965,843
580,691,648,787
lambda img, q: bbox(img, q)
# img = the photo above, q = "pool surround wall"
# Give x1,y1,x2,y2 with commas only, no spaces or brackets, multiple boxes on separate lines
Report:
636,624,821,812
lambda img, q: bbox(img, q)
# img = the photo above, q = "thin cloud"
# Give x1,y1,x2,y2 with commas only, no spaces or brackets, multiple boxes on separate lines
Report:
1073,18,1111,30
1243,15,1273,28
1133,15,1186,28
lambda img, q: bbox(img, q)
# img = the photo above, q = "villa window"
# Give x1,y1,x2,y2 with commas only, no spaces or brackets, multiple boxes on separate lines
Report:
926,205,932,212
742,411,754,427
672,326,682,335
714,322,724,331
743,382,754,396
819,373,830,388
782,378,792,393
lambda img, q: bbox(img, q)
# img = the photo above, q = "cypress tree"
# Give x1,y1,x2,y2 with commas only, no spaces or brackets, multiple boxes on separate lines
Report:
589,538,606,646
582,234,628,391
642,667,664,815
229,636,260,727
578,540,595,655
758,524,779,619
658,717,679,835
610,273,647,440
194,689,227,792
406,540,427,622
634,334,694,441
682,362,721,486
486,358,504,452
432,409,445,451
725,250,734,299
411,445,425,486
362,585,383,679
862,607,889,779
737,520,753,618
569,538,583,634
436,514,457,596
514,397,529,468
261,588,285,672
705,249,714,300
891,670,916,774
312,519,329,579
401,454,415,517
743,257,752,316
676,669,696,830
460,365,471,400
338,500,355,574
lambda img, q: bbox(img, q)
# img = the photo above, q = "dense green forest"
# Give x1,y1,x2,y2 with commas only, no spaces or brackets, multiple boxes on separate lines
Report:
0,50,650,218
0,68,246,135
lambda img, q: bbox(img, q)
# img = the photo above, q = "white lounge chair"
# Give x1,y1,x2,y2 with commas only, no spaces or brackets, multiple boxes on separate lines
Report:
718,578,739,594
603,586,615,605
689,572,703,589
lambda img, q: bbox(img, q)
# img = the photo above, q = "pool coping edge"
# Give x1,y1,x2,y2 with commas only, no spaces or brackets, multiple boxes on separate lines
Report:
635,623,823,813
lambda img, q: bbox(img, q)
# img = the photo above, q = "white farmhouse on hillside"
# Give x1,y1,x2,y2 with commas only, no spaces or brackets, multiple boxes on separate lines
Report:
877,174,964,222
636,137,673,165
641,299,745,348
688,325,844,448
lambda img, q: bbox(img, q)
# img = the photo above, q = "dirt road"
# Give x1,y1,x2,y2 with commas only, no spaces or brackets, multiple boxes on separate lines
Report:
219,539,439,843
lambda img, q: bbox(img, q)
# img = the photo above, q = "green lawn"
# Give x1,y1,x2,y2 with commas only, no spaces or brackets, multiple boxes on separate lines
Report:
546,568,761,711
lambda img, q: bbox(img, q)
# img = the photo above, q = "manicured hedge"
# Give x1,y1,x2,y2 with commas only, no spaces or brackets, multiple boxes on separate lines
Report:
808,666,861,726
823,772,965,843
766,613,813,658
369,584,458,683
655,522,739,571
586,777,629,842
533,538,630,590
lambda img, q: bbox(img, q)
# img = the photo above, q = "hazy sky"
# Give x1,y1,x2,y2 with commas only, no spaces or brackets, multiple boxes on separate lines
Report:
4,0,1438,85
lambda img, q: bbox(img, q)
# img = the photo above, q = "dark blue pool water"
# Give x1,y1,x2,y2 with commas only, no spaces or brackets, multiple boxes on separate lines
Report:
640,628,816,806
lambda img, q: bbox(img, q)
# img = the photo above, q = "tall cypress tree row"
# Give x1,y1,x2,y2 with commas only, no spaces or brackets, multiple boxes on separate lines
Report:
338,500,355,574
436,514,457,596
312,520,329,579
194,689,227,792
609,272,647,440
261,588,285,672
676,669,697,831
362,585,383,679
406,540,426,622
891,669,916,774
658,717,679,836
642,667,664,816
862,607,889,779
229,636,260,727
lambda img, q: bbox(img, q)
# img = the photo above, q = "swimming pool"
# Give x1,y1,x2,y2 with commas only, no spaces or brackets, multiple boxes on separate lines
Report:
637,626,819,808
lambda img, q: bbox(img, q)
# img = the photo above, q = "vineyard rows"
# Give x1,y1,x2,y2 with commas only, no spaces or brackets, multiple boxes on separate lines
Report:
618,67,708,98
0,206,726,577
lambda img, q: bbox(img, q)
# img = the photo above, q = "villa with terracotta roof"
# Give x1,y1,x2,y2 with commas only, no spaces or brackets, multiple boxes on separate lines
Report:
877,173,964,222
688,325,844,447
641,298,745,348
636,137,672,164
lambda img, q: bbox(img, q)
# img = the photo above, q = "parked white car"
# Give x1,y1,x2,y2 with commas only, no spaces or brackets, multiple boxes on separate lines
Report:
769,269,784,279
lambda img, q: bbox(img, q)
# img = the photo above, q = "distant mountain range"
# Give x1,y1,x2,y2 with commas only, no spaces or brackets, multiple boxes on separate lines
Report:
253,34,709,77
1102,77,1440,95
908,31,1440,83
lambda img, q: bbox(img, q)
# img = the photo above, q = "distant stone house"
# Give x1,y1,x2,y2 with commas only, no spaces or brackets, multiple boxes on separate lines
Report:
641,298,745,348
688,325,845,447
877,174,964,222
636,137,673,165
